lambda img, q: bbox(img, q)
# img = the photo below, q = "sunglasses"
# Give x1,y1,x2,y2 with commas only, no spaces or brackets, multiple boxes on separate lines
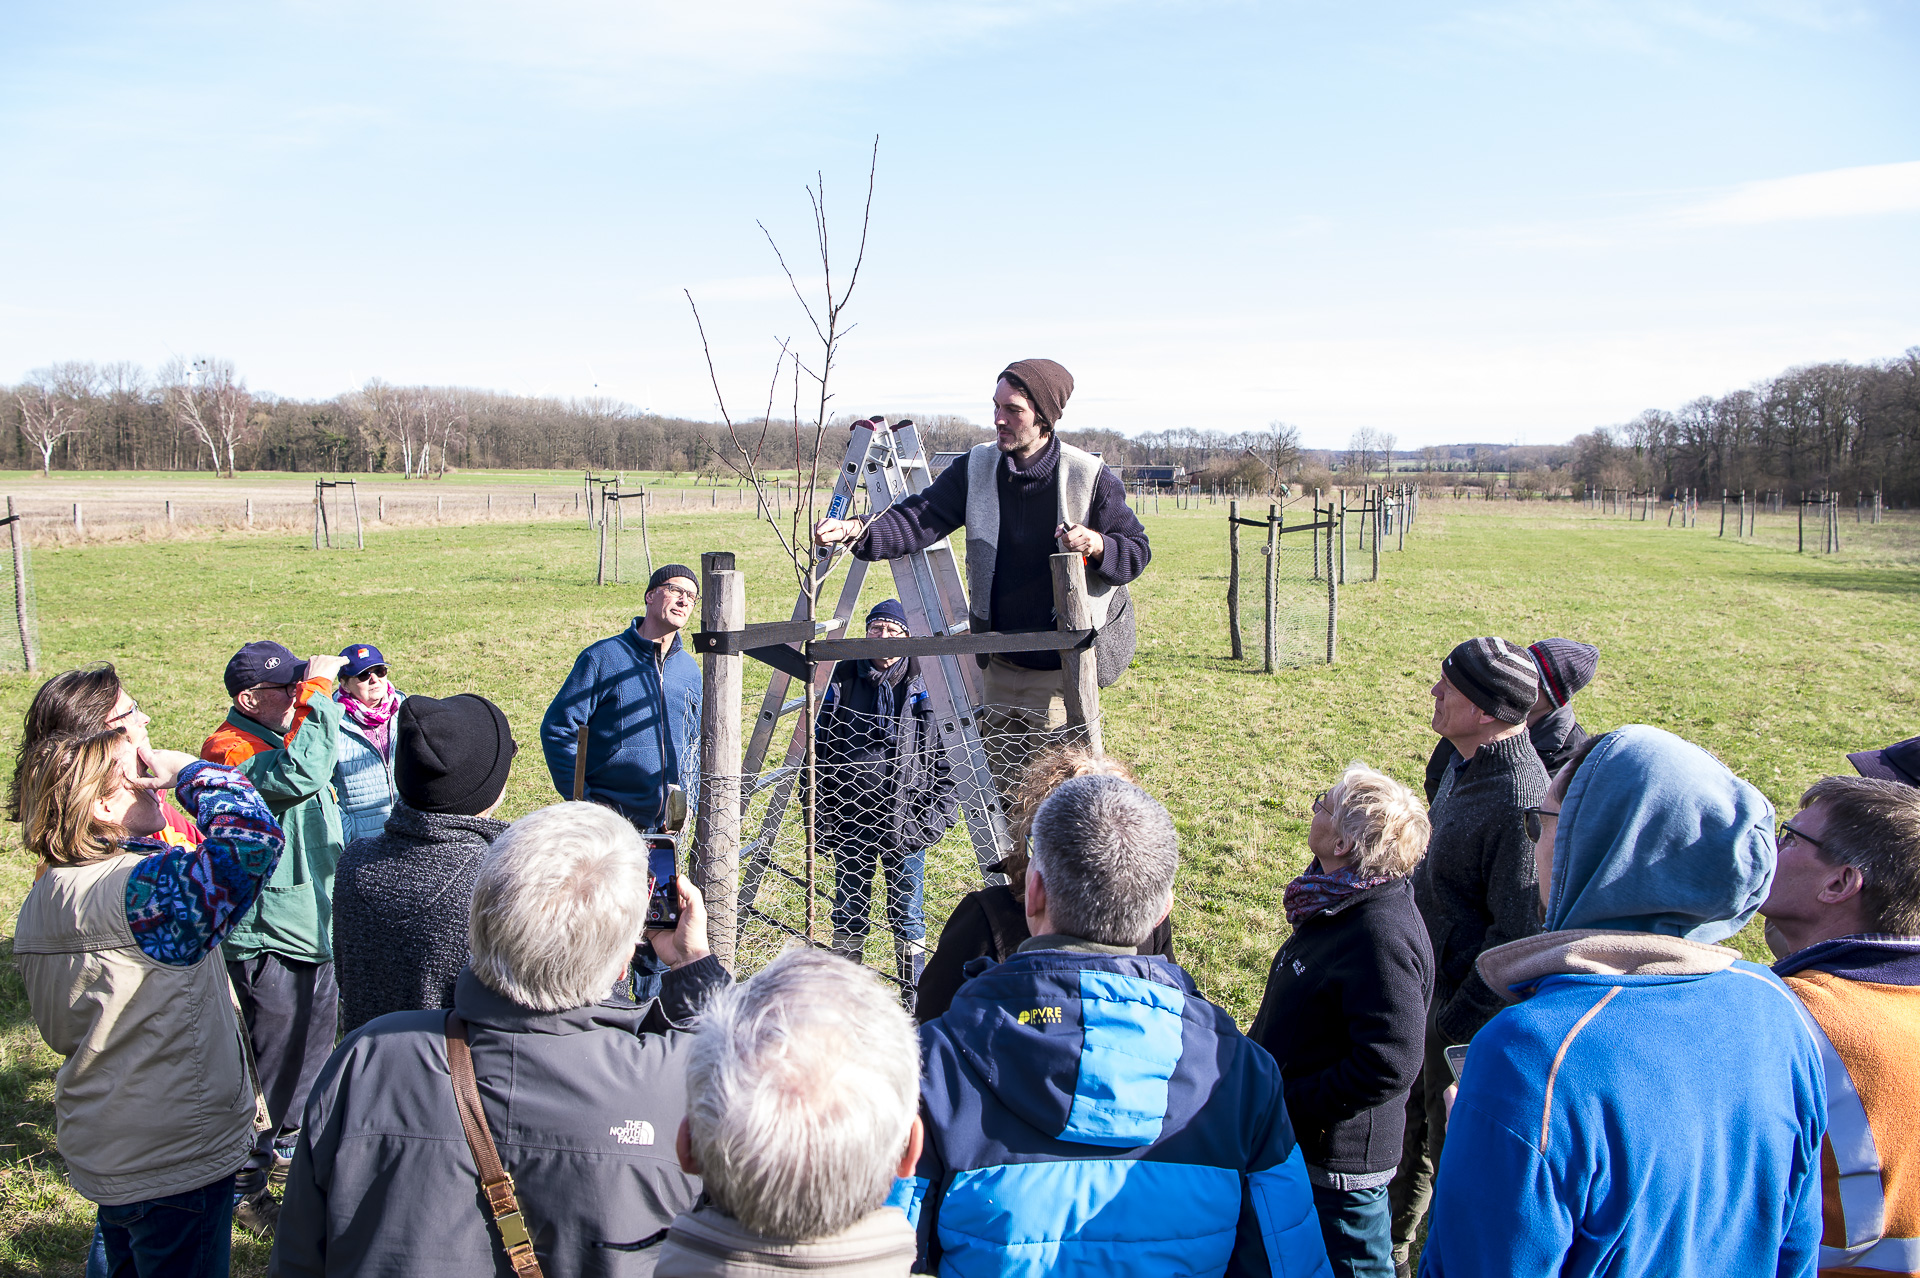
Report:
348,666,390,681
1523,806,1562,843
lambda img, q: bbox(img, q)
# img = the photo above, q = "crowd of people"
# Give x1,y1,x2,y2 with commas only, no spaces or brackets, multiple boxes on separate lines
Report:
8,359,1920,1278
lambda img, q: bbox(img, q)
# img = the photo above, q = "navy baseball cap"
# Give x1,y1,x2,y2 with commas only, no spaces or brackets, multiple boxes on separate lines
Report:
340,643,387,678
1849,734,1920,787
224,641,308,696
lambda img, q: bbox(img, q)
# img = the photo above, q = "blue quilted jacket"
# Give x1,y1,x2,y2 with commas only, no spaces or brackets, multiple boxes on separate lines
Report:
333,695,404,846
901,947,1331,1278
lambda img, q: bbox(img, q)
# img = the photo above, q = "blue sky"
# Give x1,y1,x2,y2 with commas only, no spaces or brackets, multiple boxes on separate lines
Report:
4,1,1916,448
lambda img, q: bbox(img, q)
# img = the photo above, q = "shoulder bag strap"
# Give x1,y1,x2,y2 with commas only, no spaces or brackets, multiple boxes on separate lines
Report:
445,1012,546,1278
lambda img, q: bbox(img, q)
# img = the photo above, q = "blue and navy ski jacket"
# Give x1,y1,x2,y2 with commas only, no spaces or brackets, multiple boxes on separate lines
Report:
540,623,701,829
900,948,1332,1278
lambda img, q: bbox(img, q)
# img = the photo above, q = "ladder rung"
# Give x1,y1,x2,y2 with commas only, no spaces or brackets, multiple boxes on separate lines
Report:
746,766,796,799
778,696,808,717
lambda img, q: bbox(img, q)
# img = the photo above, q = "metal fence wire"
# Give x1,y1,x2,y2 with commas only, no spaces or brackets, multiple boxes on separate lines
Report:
713,708,1099,1000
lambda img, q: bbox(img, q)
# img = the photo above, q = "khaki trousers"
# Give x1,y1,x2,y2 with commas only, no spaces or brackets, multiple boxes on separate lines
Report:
979,656,1068,804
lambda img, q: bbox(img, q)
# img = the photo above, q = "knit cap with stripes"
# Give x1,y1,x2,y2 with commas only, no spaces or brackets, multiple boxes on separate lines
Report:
1442,636,1538,725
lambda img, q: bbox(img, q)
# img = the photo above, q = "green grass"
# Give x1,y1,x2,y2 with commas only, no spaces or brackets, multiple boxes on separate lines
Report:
1,489,1917,1271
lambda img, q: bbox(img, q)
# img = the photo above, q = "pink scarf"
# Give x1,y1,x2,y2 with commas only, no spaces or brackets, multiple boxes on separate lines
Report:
337,687,401,761
1282,862,1395,924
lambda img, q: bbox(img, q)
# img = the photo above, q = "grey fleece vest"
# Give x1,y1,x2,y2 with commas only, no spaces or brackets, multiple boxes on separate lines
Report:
963,440,1135,686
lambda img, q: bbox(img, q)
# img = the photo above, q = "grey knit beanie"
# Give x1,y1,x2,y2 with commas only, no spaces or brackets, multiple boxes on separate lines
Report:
1442,637,1538,724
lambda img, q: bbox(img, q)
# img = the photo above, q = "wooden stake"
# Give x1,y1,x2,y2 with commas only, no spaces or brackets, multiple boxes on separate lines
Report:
694,552,743,970
1227,499,1243,659
1052,553,1104,754
350,480,364,550
9,498,35,672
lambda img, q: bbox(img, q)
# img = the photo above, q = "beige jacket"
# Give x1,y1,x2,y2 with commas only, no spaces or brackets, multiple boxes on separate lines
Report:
654,1204,916,1277
13,853,260,1205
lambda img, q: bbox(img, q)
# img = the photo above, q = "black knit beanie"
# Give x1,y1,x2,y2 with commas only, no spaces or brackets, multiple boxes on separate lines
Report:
1442,637,1538,725
648,564,696,593
1528,638,1600,708
394,694,517,816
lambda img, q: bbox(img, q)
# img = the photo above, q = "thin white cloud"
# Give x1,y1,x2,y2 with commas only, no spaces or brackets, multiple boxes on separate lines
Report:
1673,160,1920,225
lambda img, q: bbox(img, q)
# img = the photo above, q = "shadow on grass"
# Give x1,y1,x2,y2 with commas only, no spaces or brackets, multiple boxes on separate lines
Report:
1756,567,1920,597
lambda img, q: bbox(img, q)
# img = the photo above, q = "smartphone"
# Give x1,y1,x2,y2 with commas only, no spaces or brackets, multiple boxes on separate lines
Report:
1443,1043,1470,1084
644,835,681,931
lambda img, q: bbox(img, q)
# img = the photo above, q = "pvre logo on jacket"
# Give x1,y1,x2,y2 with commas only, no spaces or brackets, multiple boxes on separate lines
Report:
1016,1006,1061,1026
609,1120,656,1146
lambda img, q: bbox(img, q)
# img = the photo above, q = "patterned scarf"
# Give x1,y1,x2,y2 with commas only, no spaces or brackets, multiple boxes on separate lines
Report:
337,686,401,760
1283,862,1395,924
865,658,907,727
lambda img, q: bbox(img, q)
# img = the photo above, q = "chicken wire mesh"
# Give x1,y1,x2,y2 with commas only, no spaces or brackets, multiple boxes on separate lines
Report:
1237,520,1337,668
719,707,1099,1001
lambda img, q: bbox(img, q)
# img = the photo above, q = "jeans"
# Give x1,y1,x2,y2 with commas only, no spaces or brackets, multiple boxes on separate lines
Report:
1311,1181,1395,1278
830,837,930,990
227,954,338,1192
87,1173,236,1278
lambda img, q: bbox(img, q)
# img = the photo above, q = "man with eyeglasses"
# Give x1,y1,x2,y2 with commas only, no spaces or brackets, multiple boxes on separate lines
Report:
541,562,703,833
201,640,351,1236
1389,636,1549,1277
1762,776,1920,1277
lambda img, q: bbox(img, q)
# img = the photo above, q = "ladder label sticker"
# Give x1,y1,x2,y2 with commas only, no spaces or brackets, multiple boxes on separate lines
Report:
827,492,850,521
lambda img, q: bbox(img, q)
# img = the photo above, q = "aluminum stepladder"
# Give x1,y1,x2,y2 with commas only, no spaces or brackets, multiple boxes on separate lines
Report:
733,419,1012,942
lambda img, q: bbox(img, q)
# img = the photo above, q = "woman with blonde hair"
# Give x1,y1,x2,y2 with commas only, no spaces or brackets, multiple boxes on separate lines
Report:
913,743,1175,1023
1249,762,1435,1278
11,727,284,1277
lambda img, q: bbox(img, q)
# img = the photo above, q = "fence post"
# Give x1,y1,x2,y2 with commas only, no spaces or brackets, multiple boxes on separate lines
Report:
350,480,364,550
638,489,654,581
1052,553,1104,755
312,484,321,550
1263,504,1278,674
1338,490,1347,585
693,551,743,972
377,494,384,522
9,498,35,672
1325,500,1337,665
1311,489,1321,580
596,500,609,585
1371,487,1381,582
1227,500,1243,659
245,497,253,529
1397,486,1405,552
165,500,173,526
1719,491,1727,537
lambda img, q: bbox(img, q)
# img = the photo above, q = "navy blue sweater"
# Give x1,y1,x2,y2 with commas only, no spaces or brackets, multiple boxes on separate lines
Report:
856,435,1150,669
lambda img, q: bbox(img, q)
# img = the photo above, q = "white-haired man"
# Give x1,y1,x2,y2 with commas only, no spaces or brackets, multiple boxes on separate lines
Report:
268,802,728,1278
654,949,923,1276
905,774,1332,1277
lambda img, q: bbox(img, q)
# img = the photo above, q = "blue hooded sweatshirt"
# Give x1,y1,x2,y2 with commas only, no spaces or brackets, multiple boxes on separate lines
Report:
1421,726,1827,1278
904,948,1331,1278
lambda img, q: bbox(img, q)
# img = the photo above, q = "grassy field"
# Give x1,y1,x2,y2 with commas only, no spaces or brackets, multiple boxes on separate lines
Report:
1,489,1917,1273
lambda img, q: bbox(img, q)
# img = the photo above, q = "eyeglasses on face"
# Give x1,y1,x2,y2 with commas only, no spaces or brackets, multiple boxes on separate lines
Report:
107,698,141,724
1311,790,1332,816
655,585,699,603
1778,819,1824,851
1524,806,1562,843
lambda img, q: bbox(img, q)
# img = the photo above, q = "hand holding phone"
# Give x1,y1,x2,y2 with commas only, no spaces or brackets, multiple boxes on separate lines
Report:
645,874,710,970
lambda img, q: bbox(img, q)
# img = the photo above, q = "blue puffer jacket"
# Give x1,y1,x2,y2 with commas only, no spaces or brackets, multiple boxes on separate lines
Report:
540,623,701,829
333,695,404,846
902,947,1331,1278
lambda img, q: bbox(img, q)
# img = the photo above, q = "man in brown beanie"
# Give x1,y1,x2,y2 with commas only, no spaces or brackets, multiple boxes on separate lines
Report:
813,360,1150,800
1388,636,1550,1275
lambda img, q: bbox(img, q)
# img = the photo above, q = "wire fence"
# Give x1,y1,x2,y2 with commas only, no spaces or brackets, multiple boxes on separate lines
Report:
717,711,1098,1000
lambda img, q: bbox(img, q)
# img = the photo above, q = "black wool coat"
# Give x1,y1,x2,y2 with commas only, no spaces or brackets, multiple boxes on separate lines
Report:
1248,876,1435,1178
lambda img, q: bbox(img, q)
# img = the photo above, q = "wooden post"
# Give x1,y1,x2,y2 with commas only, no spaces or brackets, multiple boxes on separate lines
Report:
694,551,743,971
638,489,654,581
377,494,384,522
1325,500,1337,664
1263,504,1278,674
350,480,364,550
312,485,321,550
9,498,35,672
1338,491,1347,585
1397,486,1405,552
72,503,81,536
1052,553,1104,754
319,485,332,548
1227,500,1243,659
1798,496,1804,552
245,497,253,529
1311,489,1321,580
1720,491,1728,537
596,502,608,585
1371,487,1381,582
165,500,173,525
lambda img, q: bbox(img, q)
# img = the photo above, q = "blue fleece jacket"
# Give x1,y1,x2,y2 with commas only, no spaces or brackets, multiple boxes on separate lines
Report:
1421,726,1825,1278
903,948,1331,1278
540,622,701,829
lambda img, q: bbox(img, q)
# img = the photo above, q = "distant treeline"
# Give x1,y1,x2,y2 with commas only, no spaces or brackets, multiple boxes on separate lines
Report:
7,350,1917,501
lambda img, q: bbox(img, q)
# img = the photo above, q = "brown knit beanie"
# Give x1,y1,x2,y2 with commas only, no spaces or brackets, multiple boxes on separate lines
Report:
998,359,1074,427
